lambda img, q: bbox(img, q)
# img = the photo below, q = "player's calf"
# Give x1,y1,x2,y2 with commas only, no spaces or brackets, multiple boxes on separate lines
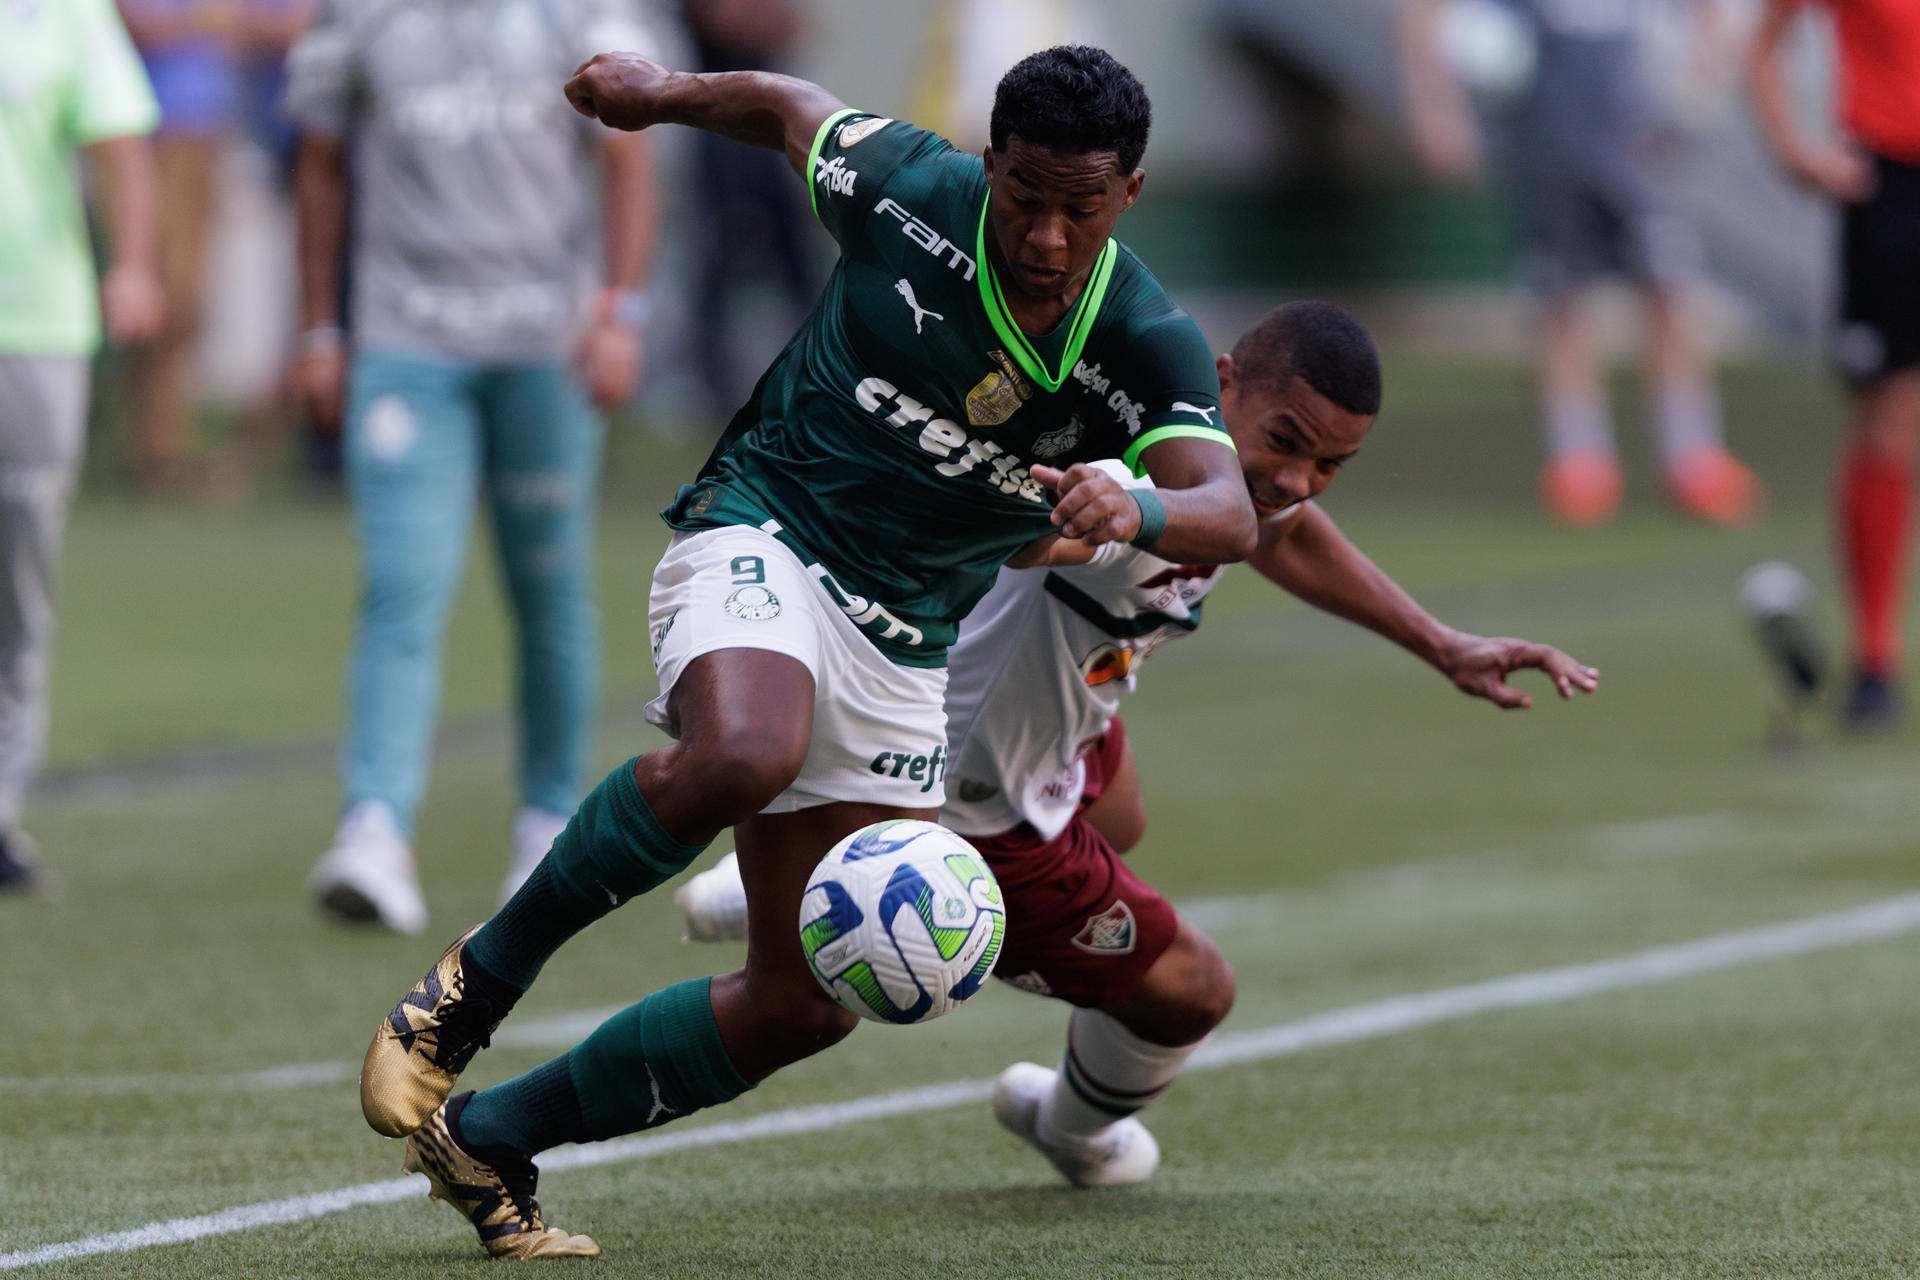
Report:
710,961,861,1080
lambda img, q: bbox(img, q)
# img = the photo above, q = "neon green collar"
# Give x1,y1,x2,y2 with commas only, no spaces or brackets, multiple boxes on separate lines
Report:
974,199,1117,394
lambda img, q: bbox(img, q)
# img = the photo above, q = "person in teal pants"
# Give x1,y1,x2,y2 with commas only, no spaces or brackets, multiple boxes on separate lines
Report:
284,0,663,932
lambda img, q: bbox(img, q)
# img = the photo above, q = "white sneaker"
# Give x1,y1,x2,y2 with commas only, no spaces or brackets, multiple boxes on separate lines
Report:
500,807,569,905
991,1061,1161,1187
307,801,428,935
673,851,749,942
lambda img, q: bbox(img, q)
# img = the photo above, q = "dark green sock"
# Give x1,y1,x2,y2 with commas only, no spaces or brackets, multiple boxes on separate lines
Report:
570,977,754,1141
458,1056,587,1156
467,757,708,991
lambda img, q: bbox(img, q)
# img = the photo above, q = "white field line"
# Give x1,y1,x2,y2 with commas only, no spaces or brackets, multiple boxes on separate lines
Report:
6,892,1920,1271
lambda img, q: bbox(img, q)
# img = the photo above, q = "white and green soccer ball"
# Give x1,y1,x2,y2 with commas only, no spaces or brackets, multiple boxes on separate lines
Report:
798,820,1006,1025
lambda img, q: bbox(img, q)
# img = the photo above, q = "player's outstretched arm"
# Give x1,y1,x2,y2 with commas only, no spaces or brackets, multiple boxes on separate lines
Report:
1253,501,1599,709
1032,438,1257,565
565,54,847,179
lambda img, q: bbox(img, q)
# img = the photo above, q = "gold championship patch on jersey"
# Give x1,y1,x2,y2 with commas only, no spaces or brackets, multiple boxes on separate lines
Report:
966,350,1034,427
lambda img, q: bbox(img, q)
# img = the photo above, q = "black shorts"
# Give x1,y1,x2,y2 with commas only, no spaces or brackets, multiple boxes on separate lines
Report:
1838,153,1920,387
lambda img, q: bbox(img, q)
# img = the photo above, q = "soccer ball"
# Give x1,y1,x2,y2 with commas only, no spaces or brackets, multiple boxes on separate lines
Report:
798,820,1006,1025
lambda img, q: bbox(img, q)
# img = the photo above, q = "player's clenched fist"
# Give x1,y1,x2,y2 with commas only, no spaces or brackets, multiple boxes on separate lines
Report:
565,53,674,131
1032,463,1143,546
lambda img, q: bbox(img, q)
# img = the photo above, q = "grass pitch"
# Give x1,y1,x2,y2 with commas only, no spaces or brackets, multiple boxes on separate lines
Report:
6,355,1920,1278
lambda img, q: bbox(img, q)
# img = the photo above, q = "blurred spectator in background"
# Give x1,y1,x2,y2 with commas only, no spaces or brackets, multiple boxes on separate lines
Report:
1750,0,1920,730
681,0,816,418
0,0,164,890
116,0,241,496
286,0,662,933
238,0,315,176
1401,0,1763,528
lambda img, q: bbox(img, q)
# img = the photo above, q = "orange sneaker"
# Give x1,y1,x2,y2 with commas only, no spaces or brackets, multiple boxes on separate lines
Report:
1666,449,1764,528
1540,452,1624,527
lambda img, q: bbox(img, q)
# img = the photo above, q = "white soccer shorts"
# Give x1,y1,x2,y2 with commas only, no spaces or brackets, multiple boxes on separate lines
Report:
644,524,949,812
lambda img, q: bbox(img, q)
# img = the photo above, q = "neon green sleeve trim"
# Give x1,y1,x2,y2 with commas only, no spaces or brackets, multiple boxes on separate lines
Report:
806,108,863,220
1123,425,1236,476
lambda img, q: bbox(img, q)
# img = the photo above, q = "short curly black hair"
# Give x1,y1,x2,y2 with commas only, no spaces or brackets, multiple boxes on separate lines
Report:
1231,302,1383,417
989,45,1152,174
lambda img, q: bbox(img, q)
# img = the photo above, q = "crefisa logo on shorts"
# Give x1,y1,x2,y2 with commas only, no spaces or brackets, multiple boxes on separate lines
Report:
724,585,781,621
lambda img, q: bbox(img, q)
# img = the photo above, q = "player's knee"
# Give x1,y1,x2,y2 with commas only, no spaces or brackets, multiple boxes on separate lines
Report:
675,725,808,823
1160,929,1236,1042
1188,943,1236,1034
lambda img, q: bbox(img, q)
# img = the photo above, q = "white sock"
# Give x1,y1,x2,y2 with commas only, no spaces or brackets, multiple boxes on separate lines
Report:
1652,380,1725,467
1036,1008,1199,1147
1544,389,1614,460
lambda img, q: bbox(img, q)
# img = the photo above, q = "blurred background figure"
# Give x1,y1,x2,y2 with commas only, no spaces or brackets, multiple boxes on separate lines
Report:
115,0,241,497
1750,0,1920,730
0,0,163,889
909,0,1095,153
1400,0,1763,528
286,0,663,933
679,0,817,419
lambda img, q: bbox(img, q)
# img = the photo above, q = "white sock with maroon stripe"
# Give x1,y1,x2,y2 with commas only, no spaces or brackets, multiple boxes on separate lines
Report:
1035,1009,1198,1147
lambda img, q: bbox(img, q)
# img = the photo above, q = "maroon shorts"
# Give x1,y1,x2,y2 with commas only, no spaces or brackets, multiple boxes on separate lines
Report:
973,719,1179,1006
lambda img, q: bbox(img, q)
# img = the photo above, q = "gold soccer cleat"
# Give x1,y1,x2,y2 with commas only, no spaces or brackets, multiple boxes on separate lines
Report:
361,924,513,1137
404,1093,599,1260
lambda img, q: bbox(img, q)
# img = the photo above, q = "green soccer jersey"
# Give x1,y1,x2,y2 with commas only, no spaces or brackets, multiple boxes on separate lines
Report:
665,110,1232,667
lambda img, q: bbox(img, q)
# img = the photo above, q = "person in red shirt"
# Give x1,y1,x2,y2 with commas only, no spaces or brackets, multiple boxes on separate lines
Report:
1752,0,1920,728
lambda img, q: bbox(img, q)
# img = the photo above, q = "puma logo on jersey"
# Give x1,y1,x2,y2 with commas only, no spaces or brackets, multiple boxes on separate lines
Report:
814,155,857,198
1171,401,1217,424
895,279,944,333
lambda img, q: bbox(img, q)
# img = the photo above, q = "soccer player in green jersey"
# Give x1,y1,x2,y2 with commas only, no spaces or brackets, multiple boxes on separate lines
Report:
356,45,1257,1258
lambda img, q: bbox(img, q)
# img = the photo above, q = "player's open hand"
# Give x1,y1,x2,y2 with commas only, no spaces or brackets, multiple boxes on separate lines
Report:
565,53,674,131
1032,463,1141,546
1437,631,1599,710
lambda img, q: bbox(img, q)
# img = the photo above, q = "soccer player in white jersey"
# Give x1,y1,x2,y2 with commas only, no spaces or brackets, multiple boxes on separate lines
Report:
679,300,1599,1186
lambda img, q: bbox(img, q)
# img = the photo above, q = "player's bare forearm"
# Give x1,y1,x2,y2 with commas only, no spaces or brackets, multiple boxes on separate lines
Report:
600,131,657,291
292,137,348,329
1747,2,1804,169
86,135,164,343
1251,501,1452,667
86,136,159,278
1134,437,1258,563
1006,532,1098,569
1257,503,1599,708
566,56,846,179
1032,440,1254,563
1745,1,1870,198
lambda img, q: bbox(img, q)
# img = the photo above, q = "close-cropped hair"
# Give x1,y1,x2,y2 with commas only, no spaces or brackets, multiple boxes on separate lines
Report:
1231,301,1383,417
989,45,1153,173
